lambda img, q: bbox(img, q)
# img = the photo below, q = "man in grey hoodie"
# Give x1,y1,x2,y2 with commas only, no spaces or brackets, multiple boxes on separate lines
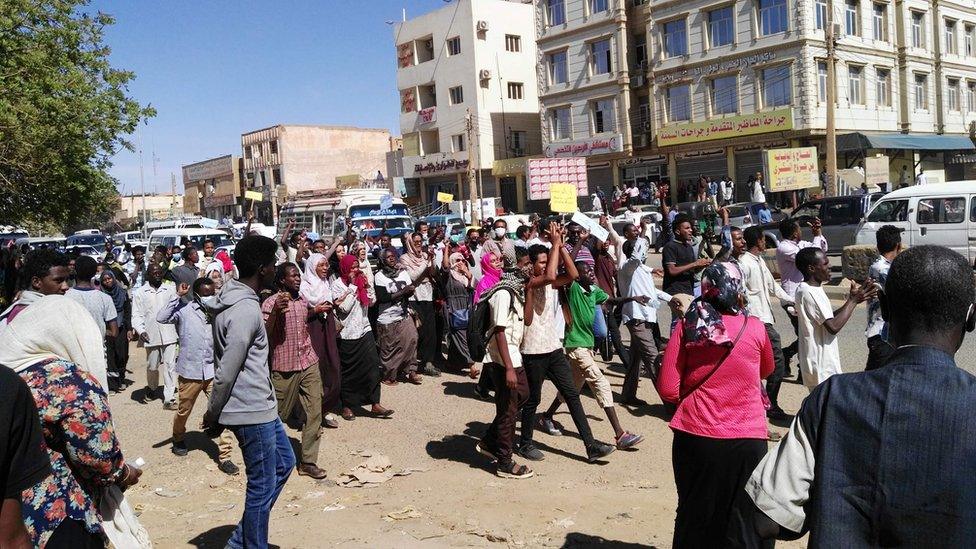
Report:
203,235,295,549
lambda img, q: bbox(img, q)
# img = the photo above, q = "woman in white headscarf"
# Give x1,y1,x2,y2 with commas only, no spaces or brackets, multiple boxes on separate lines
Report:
0,295,144,547
300,252,341,429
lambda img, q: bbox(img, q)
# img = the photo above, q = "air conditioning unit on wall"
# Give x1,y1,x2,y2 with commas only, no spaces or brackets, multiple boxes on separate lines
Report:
476,20,489,32
479,69,492,80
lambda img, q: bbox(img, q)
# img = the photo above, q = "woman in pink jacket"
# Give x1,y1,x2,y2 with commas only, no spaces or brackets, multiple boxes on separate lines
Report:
657,261,774,548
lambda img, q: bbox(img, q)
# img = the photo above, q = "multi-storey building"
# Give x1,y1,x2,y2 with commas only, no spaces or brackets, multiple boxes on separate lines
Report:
535,0,654,192
181,155,244,221
241,124,393,222
644,0,976,197
394,0,542,213
114,194,183,226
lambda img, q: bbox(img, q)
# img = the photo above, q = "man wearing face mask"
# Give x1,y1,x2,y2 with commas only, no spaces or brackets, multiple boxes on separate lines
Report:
483,219,517,270
157,277,239,475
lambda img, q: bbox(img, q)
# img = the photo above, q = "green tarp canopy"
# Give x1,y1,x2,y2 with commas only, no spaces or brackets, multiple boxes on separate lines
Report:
836,132,975,152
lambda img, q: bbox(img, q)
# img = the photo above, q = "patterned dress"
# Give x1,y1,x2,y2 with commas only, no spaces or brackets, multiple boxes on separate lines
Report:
19,358,127,547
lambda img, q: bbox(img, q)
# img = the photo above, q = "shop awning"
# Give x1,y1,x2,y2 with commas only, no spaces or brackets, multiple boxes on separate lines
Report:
836,132,976,152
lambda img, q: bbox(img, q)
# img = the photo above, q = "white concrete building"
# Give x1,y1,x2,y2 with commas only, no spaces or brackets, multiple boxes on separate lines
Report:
535,0,653,193
394,0,542,212
646,0,976,198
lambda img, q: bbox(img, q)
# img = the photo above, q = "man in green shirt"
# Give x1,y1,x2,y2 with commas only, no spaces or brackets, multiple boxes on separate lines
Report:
541,260,644,450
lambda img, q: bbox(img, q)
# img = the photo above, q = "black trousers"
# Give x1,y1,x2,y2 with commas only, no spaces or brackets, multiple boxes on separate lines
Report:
763,323,786,410
412,300,437,365
781,303,799,370
603,304,630,367
46,519,103,549
866,335,896,371
672,430,771,549
105,328,130,389
520,350,596,449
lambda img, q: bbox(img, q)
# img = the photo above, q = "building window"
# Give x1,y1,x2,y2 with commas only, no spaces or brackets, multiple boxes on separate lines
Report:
911,12,924,48
547,0,566,26
710,75,738,115
449,86,463,105
966,25,974,56
845,1,859,36
914,74,928,110
548,50,568,84
872,4,887,41
591,98,616,133
948,78,960,110
968,81,976,112
759,0,788,36
505,34,521,52
590,0,609,14
447,36,461,56
848,65,863,105
818,61,828,102
815,0,827,30
634,34,647,65
550,106,572,140
590,38,612,74
507,82,524,100
663,19,688,58
272,168,282,186
667,84,691,122
510,131,526,154
708,7,734,48
269,140,278,155
945,20,957,54
451,134,466,152
761,65,792,107
876,68,891,107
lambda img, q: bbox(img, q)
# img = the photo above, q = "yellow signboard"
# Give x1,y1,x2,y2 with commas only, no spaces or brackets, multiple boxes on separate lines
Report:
766,146,820,192
335,174,361,190
244,190,263,201
436,192,454,203
549,183,579,213
657,108,794,147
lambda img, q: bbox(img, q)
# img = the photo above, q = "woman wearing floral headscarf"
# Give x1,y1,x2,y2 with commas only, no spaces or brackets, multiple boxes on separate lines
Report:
331,254,393,421
657,261,774,548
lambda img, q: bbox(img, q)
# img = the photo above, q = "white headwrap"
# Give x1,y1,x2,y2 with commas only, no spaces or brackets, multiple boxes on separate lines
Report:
300,253,333,306
0,295,109,390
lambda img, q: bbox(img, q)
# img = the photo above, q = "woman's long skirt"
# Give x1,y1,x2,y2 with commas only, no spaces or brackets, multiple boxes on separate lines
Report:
376,316,418,380
411,300,437,365
338,332,382,408
310,313,341,415
671,429,771,549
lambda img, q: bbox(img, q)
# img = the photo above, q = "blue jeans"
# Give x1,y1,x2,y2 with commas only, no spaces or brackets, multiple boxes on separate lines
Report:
226,419,295,549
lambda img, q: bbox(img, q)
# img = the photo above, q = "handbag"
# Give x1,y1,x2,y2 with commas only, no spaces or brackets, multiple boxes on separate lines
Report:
679,317,750,401
449,308,469,331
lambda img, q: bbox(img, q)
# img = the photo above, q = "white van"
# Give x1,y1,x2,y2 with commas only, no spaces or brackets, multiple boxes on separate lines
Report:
855,181,976,263
148,228,233,251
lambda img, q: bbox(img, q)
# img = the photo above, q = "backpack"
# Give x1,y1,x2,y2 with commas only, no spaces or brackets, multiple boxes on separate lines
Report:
466,287,516,363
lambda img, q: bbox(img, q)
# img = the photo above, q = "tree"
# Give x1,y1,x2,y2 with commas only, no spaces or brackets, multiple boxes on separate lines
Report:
0,0,155,230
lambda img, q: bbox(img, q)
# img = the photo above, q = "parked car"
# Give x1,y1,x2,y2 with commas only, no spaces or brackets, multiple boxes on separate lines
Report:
725,202,787,228
66,245,105,261
758,192,884,254
855,181,976,264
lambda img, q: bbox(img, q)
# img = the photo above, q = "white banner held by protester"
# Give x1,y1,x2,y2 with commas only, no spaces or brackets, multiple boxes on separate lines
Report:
570,212,609,242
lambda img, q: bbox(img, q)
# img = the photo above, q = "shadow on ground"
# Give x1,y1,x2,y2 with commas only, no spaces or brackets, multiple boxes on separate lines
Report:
187,524,280,549
561,532,654,548
425,420,495,473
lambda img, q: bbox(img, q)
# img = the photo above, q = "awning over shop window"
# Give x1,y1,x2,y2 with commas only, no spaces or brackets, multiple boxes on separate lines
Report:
836,132,976,152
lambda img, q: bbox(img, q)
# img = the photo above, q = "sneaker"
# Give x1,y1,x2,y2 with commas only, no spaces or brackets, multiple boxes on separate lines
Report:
218,460,240,476
171,441,188,457
586,442,616,463
536,416,562,436
516,441,545,461
615,432,644,450
163,400,178,411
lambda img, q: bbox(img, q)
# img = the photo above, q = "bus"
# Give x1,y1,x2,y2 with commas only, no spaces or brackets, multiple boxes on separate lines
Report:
278,188,413,244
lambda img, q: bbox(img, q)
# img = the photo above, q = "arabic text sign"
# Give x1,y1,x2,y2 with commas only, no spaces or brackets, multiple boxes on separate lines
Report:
766,147,820,192
657,108,794,147
549,183,579,213
244,190,263,201
380,194,393,210
436,192,454,203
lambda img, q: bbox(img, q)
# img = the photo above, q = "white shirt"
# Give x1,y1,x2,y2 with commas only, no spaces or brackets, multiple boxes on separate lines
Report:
374,270,412,325
722,180,735,202
618,260,672,324
776,236,829,298
131,282,178,346
331,278,372,339
751,180,766,203
65,288,117,339
796,282,842,389
737,252,794,325
521,286,561,355
486,290,524,368
916,172,928,185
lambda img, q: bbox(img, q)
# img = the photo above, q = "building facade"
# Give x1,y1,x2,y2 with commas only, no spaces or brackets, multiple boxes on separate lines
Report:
394,0,542,213
535,0,652,196
181,155,244,221
241,125,392,222
645,0,976,197
114,194,183,226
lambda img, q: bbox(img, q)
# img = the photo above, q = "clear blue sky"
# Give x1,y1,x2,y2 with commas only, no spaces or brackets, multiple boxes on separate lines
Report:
92,0,451,195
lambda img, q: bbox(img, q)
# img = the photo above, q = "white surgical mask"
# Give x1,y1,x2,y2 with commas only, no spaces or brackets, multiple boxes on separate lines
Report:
493,227,506,239
199,296,217,308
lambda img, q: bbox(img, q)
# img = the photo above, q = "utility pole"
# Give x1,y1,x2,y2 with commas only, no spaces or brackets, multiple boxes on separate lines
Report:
170,172,177,217
825,0,838,197
138,132,147,229
465,108,479,224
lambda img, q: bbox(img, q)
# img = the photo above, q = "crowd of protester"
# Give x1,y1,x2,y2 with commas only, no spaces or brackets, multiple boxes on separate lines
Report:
3,192,976,548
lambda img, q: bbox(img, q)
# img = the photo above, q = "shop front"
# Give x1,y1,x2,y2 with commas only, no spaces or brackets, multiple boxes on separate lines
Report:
492,157,532,213
619,155,668,189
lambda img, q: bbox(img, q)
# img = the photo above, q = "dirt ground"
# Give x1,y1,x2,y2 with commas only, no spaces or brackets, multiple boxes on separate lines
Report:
113,324,813,548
